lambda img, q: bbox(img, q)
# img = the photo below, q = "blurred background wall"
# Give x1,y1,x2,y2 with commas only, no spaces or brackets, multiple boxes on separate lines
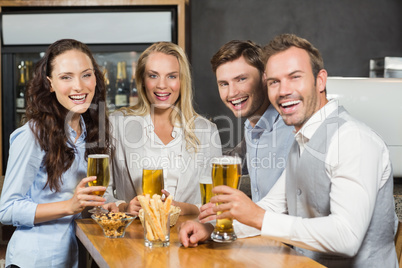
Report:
189,0,402,148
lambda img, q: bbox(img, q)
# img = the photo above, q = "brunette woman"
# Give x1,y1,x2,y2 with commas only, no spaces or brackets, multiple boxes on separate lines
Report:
0,39,113,268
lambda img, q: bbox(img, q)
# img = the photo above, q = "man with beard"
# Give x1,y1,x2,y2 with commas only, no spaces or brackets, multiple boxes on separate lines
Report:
181,34,398,268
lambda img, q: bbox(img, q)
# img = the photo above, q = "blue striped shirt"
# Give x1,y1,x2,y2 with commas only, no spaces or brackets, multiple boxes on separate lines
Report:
244,105,294,202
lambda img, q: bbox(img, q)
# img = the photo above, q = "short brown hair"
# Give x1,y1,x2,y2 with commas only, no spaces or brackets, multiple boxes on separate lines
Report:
211,40,264,74
263,34,324,78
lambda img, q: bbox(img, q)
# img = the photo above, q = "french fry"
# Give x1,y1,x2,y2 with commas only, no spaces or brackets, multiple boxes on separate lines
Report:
152,194,161,208
163,195,172,233
145,216,155,241
150,199,161,225
164,195,172,214
158,199,166,235
156,195,164,224
139,194,174,241
138,195,165,240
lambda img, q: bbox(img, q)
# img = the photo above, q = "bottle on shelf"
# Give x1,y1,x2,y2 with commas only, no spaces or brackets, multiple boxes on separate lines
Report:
102,62,115,112
25,60,33,84
115,61,129,109
122,61,130,104
129,61,139,106
16,61,26,109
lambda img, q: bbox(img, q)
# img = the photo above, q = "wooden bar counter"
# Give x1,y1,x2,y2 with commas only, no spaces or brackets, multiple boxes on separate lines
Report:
76,215,325,268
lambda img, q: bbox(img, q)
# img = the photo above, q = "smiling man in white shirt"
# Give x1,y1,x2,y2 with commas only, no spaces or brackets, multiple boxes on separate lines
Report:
179,33,398,268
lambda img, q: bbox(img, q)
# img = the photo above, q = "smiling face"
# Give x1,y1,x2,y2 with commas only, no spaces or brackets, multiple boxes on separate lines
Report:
265,46,327,132
144,52,181,111
216,56,269,124
47,49,96,114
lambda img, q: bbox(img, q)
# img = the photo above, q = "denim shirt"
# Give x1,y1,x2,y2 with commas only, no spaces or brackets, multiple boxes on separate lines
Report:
244,105,294,202
0,119,87,268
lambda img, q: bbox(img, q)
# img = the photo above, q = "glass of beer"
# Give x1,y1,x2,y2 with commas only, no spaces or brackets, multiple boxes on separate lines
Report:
87,154,110,214
199,177,213,205
210,156,241,243
142,168,164,196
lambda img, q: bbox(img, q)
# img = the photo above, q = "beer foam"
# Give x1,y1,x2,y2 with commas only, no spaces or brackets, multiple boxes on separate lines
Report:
199,177,213,184
211,156,241,165
88,154,110,158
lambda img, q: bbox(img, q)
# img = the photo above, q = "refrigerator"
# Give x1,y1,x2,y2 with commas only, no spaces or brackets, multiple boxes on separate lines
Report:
326,77,402,177
1,5,179,171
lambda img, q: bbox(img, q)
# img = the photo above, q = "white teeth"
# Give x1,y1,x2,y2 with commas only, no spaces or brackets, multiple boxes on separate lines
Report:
230,97,248,105
155,93,170,97
70,95,86,101
281,100,300,107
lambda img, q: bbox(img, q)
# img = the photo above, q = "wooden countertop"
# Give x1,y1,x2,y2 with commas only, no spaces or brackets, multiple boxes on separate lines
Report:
76,215,325,268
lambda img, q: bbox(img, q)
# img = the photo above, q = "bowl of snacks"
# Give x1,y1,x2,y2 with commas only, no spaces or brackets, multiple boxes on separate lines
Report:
91,212,136,238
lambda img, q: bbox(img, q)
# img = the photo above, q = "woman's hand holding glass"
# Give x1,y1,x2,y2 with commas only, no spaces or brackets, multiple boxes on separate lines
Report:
67,176,106,215
87,154,110,214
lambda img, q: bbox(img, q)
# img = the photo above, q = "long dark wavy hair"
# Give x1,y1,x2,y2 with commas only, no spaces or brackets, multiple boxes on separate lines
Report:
24,39,113,192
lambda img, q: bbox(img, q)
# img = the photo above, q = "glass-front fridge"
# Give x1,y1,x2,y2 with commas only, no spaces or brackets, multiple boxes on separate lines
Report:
1,5,179,170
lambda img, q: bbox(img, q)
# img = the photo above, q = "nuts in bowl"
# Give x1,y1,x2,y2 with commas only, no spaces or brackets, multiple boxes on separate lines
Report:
91,212,136,238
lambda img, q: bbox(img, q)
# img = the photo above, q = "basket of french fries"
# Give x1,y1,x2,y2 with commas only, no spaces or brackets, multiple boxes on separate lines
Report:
138,195,181,227
138,194,178,247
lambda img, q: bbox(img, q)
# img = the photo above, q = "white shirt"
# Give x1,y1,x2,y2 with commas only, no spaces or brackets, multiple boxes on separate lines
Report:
142,114,183,197
106,112,222,207
235,100,393,255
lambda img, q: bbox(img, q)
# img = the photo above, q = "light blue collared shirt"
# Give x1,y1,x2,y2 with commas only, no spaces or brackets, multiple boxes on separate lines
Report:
244,105,294,202
0,120,87,268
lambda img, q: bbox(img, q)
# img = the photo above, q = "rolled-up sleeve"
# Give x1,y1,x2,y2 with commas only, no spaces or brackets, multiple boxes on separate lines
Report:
0,125,42,227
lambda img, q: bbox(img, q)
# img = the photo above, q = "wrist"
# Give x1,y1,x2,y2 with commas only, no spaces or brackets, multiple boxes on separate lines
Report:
62,199,75,216
251,207,265,230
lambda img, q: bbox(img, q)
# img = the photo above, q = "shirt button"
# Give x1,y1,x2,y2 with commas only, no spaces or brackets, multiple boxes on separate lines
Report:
297,189,302,196
254,188,258,192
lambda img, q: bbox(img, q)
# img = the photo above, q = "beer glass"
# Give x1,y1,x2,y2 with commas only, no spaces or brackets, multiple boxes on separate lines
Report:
199,177,213,205
210,156,241,243
87,154,110,214
142,168,164,196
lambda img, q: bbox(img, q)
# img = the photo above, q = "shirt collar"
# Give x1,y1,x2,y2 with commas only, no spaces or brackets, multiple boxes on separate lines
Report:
144,113,182,141
67,115,86,144
244,104,280,131
144,113,154,136
295,99,338,144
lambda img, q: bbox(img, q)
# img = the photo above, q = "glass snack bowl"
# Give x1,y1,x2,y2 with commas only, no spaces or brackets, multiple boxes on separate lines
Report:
91,212,136,238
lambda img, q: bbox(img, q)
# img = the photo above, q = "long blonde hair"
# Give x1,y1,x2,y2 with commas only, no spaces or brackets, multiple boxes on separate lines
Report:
120,42,200,152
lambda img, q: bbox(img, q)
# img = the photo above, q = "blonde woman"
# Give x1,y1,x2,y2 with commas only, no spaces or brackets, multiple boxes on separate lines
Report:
105,42,222,215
